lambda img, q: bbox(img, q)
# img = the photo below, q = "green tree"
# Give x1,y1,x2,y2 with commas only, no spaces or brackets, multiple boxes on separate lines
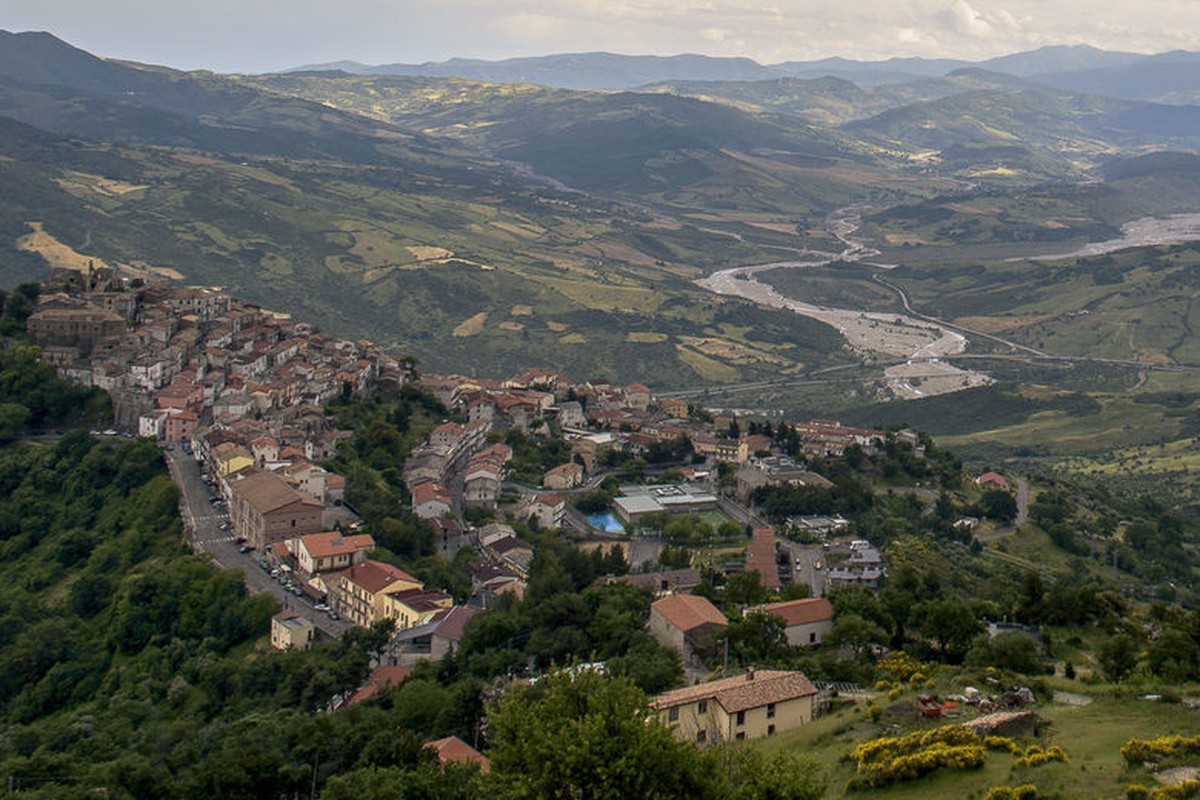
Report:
966,631,1044,675
487,670,715,799
1099,633,1139,683
913,598,982,662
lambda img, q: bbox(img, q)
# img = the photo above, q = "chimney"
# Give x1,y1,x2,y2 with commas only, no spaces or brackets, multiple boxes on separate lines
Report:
747,669,755,681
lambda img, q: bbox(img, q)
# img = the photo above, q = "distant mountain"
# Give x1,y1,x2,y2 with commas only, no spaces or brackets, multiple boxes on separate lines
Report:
770,56,970,86
641,69,1031,125
1030,50,1200,102
289,52,778,90
977,44,1146,77
286,45,1171,92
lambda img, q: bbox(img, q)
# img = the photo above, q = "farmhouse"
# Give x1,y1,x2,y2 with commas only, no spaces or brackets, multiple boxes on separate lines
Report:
651,669,818,744
757,597,834,647
648,593,727,661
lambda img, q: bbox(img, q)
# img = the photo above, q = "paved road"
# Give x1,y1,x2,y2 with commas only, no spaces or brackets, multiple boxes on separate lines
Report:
778,540,826,596
164,447,350,637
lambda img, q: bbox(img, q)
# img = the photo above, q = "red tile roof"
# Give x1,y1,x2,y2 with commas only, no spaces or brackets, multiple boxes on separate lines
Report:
651,669,817,713
651,593,727,633
424,736,491,772
340,560,419,595
762,598,834,627
430,605,480,643
299,531,375,559
744,528,780,589
343,665,413,708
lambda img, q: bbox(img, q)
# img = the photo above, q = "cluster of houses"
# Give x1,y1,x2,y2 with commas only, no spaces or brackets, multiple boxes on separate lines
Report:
30,270,913,747
641,585,836,743
30,267,406,439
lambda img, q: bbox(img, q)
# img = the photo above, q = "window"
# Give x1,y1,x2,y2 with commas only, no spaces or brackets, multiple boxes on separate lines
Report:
810,632,817,644
768,724,776,736
736,711,745,726
697,700,707,714
735,732,746,741
696,730,707,744
668,707,679,722
767,703,776,719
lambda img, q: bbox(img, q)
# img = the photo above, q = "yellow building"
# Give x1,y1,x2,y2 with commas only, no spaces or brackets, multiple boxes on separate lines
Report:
334,560,452,630
270,612,315,651
211,441,254,478
651,670,818,745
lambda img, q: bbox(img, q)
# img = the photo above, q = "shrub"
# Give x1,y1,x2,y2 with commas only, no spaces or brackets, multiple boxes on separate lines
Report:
986,785,1039,800
985,735,1020,753
1125,780,1200,799
1121,735,1200,766
853,725,986,786
1015,744,1068,767
877,651,924,682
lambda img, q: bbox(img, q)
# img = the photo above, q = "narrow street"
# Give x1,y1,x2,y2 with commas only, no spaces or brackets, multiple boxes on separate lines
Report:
164,447,351,637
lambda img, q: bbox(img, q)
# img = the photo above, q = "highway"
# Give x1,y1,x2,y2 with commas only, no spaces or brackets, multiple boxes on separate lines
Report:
164,447,351,638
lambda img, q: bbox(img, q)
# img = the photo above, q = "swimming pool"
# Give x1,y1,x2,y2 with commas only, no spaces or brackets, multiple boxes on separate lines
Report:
585,513,626,533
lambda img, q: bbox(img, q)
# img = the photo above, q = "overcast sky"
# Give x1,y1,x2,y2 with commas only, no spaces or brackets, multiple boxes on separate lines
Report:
4,0,1200,73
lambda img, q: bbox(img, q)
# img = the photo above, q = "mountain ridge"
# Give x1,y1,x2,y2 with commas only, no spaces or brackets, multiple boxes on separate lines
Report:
286,43,1162,90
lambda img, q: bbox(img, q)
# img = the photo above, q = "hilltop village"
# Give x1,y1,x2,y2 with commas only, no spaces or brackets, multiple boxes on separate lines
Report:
26,268,983,748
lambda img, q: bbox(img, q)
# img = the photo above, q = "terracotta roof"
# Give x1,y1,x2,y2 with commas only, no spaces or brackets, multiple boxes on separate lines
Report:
762,598,834,627
340,560,419,595
299,531,375,559
430,605,480,642
976,471,1009,489
651,593,727,633
386,587,452,613
744,528,780,589
344,665,413,708
651,670,817,713
424,736,490,772
230,469,323,514
411,481,450,506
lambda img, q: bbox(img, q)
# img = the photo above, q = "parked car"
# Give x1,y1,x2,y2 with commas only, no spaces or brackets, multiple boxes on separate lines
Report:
238,545,253,554
314,603,329,612
327,610,340,621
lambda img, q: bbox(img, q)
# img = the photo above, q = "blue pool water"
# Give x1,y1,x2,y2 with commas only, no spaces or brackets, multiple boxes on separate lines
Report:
586,513,626,533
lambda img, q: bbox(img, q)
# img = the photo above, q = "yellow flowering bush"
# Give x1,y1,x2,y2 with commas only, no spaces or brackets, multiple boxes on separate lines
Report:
985,785,1039,800
1122,735,1200,766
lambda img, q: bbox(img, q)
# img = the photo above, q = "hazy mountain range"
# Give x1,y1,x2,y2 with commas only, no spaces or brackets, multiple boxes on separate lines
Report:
288,44,1190,98
3,28,1200,392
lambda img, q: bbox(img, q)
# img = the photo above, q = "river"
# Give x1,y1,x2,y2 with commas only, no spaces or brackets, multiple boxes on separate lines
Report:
695,208,992,400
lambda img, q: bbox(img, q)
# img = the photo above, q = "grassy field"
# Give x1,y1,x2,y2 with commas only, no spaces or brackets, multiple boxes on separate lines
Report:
755,689,1200,799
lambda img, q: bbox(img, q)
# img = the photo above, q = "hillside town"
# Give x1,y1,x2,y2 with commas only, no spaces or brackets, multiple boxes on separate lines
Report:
28,269,933,741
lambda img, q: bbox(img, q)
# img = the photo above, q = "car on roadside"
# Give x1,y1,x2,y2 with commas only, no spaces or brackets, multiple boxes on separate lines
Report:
327,610,339,621
259,560,270,571
238,545,253,554
314,603,329,611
